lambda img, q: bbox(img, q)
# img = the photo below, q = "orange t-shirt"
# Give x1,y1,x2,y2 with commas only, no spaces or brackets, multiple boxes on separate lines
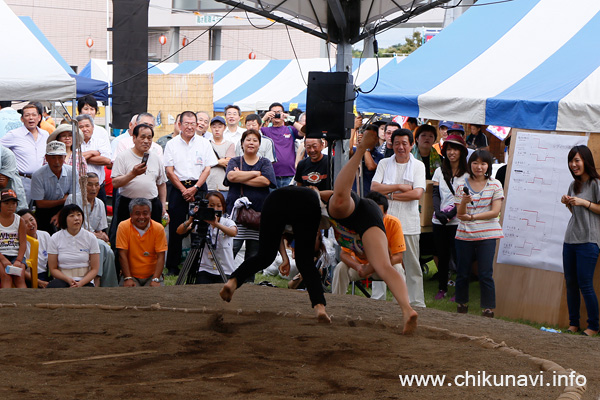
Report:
342,213,406,264
116,219,168,278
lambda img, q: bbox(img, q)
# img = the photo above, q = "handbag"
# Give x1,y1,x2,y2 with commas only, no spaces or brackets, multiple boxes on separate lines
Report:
235,156,262,230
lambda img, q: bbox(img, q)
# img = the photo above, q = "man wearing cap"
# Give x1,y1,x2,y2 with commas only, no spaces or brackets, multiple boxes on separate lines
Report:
0,103,50,201
30,141,79,233
433,121,452,154
164,111,218,275
207,116,235,195
372,129,427,308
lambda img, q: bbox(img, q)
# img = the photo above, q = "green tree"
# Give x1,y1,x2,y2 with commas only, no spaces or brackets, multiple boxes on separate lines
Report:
378,31,423,57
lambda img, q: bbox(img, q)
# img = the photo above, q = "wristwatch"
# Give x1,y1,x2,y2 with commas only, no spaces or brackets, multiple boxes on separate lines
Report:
152,278,160,283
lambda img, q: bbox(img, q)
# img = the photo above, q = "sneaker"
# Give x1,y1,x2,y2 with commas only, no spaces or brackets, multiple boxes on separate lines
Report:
434,290,447,300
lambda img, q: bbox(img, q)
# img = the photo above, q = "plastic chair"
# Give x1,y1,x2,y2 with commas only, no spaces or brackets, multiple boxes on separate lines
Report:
25,235,39,289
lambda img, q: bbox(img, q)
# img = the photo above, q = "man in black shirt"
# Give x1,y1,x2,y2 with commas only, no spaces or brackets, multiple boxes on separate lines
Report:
294,137,331,190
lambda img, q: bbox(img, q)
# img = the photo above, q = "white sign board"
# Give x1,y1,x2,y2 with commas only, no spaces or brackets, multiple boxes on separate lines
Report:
497,132,588,272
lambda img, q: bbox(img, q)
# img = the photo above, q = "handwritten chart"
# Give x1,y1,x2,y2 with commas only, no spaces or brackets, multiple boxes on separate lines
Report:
497,132,588,272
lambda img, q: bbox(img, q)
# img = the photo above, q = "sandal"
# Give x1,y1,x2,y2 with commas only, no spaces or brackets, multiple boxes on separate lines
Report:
457,304,468,314
482,309,494,318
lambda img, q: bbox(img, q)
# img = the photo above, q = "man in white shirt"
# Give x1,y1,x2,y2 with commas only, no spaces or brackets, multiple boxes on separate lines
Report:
0,103,50,201
112,123,168,227
76,114,112,206
164,111,218,275
223,105,245,144
372,128,427,308
113,113,163,160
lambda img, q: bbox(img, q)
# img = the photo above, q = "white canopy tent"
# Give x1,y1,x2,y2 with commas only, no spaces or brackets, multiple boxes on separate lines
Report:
0,0,76,101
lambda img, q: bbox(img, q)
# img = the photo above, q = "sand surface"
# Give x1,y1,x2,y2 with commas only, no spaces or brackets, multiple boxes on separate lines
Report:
0,285,595,399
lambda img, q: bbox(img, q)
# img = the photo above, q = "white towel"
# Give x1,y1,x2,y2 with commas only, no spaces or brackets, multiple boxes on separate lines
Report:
231,196,252,221
382,153,416,185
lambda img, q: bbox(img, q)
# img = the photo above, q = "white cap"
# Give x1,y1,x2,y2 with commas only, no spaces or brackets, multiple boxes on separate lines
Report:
46,140,67,156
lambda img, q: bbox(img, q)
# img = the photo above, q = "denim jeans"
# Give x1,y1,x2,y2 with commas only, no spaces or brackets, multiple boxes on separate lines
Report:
455,239,497,309
563,242,599,331
276,176,293,188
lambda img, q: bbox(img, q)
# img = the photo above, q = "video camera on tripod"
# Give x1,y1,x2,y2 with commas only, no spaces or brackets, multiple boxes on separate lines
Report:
175,196,227,285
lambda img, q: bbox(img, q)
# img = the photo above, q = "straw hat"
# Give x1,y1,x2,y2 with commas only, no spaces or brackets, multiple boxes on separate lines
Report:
47,124,84,145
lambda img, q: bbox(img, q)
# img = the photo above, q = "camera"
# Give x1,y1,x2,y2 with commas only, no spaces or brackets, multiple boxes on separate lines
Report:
189,198,218,221
274,113,281,119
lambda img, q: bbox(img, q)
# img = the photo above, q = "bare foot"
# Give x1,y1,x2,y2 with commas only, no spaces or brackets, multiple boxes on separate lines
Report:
314,304,331,324
358,129,378,150
402,309,418,335
583,328,598,336
219,279,237,302
567,325,579,333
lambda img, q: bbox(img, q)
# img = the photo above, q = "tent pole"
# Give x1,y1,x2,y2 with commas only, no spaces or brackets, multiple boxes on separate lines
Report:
105,0,112,137
71,98,77,205
332,41,352,182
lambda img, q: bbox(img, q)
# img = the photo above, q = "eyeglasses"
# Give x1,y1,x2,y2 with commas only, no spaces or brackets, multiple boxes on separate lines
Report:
182,122,197,127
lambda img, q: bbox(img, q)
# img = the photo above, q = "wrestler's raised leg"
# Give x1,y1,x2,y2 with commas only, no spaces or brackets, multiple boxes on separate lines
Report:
327,128,379,220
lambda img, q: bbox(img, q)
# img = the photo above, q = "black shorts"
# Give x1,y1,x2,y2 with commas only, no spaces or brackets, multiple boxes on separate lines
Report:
328,191,385,237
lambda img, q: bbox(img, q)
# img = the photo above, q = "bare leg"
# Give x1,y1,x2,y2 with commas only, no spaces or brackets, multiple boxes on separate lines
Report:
328,130,379,220
362,226,418,335
220,278,238,302
314,304,331,323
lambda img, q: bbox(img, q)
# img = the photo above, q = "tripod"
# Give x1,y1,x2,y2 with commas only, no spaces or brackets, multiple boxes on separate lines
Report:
176,221,227,285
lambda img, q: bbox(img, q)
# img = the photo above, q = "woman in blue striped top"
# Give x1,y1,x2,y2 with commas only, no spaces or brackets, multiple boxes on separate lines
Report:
454,150,504,318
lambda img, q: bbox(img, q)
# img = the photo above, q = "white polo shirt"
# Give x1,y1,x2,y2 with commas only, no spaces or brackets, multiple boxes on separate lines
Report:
164,134,218,181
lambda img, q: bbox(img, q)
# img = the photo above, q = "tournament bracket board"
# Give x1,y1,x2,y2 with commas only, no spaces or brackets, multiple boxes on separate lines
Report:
497,132,588,272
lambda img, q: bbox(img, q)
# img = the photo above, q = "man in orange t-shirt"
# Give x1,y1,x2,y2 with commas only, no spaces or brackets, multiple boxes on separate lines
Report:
116,198,168,287
332,191,406,298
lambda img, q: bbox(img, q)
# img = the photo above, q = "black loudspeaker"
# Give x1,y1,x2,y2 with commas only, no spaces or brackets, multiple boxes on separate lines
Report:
112,0,149,129
305,72,355,140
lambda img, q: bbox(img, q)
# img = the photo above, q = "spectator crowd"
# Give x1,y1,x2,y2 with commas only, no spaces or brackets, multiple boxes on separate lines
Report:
8,95,596,332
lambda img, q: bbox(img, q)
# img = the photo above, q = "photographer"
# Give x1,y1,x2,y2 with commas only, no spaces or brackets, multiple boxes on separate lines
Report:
260,102,305,188
177,191,237,284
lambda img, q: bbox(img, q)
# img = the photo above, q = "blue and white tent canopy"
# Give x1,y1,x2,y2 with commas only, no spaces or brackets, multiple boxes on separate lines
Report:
356,0,600,133
169,57,399,112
